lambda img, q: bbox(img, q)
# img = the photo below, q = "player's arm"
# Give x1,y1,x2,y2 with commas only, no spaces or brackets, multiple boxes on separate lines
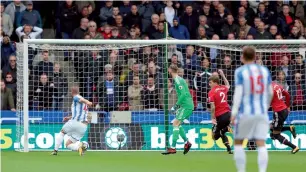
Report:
76,97,93,107
282,89,291,109
231,69,243,118
218,69,230,89
210,102,217,124
63,114,72,122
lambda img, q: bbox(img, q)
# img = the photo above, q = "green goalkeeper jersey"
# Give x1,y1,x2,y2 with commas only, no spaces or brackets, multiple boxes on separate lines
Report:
173,76,194,110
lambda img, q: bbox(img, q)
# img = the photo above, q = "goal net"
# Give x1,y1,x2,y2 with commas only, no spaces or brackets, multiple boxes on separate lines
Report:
15,39,306,152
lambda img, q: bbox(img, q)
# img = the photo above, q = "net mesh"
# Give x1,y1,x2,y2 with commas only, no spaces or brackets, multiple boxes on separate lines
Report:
16,40,306,151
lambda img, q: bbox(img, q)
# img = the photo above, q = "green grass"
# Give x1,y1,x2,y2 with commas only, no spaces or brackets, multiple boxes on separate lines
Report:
1,151,305,172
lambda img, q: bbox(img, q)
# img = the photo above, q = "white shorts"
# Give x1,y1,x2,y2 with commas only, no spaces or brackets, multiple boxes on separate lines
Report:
61,120,87,143
234,114,269,140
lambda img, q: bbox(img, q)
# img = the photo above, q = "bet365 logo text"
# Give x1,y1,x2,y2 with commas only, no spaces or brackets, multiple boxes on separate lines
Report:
149,126,306,150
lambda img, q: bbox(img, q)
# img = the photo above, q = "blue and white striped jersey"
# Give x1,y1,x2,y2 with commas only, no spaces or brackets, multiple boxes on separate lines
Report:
71,95,88,122
234,64,272,116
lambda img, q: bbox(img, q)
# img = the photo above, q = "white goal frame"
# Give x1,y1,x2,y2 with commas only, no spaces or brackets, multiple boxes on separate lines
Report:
20,39,306,152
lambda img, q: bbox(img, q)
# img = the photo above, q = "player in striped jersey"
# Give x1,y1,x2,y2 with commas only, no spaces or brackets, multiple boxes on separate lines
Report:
51,86,92,156
231,46,273,172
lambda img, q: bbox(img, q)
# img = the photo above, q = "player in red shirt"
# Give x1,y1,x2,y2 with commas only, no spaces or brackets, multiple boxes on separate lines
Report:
208,70,233,154
270,82,299,154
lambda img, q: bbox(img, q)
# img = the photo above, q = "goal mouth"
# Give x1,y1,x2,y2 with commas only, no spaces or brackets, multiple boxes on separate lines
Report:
10,39,306,152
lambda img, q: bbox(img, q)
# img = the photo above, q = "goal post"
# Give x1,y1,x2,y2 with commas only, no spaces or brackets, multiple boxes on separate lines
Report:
15,39,306,152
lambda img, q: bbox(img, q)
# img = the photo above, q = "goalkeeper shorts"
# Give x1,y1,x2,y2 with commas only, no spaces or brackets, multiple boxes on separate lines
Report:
176,108,193,122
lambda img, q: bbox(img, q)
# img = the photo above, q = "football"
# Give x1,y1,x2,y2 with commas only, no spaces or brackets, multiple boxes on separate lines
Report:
82,141,89,149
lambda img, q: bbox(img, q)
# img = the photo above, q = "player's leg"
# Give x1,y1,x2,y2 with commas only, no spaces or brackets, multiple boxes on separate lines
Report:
219,113,233,154
271,110,299,153
233,116,253,172
177,109,193,154
161,118,180,155
254,116,270,172
51,130,66,155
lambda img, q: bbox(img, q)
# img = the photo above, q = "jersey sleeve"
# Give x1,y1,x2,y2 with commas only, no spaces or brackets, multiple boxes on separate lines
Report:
234,68,243,86
222,85,229,93
73,95,80,102
208,91,215,103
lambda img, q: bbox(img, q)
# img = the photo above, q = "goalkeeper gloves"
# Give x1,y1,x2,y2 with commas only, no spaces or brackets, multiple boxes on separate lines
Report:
170,104,180,114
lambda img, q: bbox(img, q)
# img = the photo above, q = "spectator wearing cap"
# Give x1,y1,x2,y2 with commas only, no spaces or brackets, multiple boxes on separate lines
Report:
212,3,227,37
4,1,26,28
34,50,54,77
88,21,103,39
238,16,256,38
288,26,304,39
124,5,142,30
221,14,239,39
56,0,78,39
16,24,43,41
1,80,15,111
180,5,199,39
107,6,120,26
169,16,189,41
198,15,214,39
164,1,175,27
75,1,95,14
255,22,272,39
152,22,165,39
277,4,295,37
1,3,13,37
1,36,16,69
72,18,88,39
17,1,42,28
290,72,306,111
99,1,113,26
145,14,159,39
138,1,154,33
128,75,143,111
290,0,304,24
2,54,17,82
120,0,131,17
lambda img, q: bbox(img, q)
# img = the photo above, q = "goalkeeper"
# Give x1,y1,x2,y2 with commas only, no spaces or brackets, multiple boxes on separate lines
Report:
162,65,194,155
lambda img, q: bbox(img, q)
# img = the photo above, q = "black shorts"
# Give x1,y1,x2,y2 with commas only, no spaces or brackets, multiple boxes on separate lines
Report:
272,109,289,131
212,112,231,135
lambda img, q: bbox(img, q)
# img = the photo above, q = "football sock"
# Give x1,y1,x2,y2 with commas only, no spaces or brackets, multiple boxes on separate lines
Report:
179,126,188,142
257,146,268,172
281,126,290,132
54,132,65,151
67,143,80,151
171,126,180,148
234,145,246,172
276,134,296,149
221,135,231,152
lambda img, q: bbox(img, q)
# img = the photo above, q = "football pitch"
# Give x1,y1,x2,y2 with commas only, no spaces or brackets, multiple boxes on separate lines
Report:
1,151,304,172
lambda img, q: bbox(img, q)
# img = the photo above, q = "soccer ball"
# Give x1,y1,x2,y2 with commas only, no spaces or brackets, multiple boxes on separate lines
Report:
105,127,127,149
82,141,89,149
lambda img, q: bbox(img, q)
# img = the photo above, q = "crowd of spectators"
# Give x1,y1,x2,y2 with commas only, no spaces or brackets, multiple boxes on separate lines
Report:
1,0,306,112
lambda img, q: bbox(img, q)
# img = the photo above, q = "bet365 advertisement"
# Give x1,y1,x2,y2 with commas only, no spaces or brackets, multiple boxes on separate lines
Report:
0,124,88,150
141,124,306,150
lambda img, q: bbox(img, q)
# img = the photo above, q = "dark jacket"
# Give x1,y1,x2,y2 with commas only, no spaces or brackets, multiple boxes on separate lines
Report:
72,27,87,39
169,17,190,40
33,82,55,109
17,9,42,27
180,12,199,39
1,87,15,110
97,78,122,108
221,22,240,39
124,12,142,30
289,83,306,105
212,13,228,36
58,2,79,34
277,12,295,37
35,61,54,77
255,31,272,39
1,42,16,69
141,85,160,109
51,72,68,98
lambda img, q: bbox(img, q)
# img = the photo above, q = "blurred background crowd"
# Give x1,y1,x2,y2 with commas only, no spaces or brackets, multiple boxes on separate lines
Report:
1,0,306,112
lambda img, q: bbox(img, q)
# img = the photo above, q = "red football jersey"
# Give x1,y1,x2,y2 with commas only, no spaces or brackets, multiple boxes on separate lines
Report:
271,82,290,112
208,85,231,117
